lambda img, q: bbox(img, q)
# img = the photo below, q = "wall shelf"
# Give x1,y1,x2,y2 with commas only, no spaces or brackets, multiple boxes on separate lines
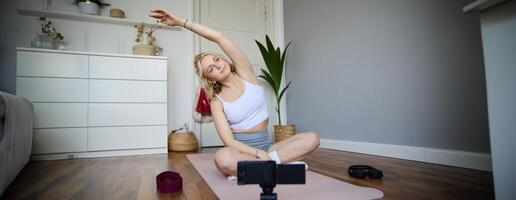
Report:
17,8,181,31
463,0,509,13
16,47,167,60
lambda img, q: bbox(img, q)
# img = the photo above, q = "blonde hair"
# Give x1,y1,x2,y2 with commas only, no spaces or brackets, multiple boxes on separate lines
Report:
193,52,236,98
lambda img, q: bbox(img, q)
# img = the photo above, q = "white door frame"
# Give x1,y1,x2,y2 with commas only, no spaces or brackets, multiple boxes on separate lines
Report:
191,0,287,147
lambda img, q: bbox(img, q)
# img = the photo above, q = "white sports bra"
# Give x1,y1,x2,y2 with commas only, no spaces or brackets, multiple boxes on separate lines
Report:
215,78,269,131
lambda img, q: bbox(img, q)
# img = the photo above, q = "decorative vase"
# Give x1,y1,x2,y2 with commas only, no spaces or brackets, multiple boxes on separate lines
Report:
30,34,43,48
153,46,163,56
42,35,53,49
168,131,199,152
31,34,64,50
274,124,295,143
132,44,155,55
53,40,66,50
78,1,100,15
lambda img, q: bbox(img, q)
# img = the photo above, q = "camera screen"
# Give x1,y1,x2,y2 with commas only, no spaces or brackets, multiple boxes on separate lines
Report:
237,160,276,185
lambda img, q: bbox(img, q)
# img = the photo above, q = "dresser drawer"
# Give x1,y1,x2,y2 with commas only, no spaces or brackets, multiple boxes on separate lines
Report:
87,126,167,151
17,51,88,78
89,80,166,102
89,56,167,80
88,103,167,126
32,128,87,154
17,77,88,102
33,103,88,128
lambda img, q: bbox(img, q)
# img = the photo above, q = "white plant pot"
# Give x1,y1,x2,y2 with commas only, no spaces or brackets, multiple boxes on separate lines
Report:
78,2,100,15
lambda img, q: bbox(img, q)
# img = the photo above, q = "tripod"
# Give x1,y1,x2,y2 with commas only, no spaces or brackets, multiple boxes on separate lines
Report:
259,183,277,200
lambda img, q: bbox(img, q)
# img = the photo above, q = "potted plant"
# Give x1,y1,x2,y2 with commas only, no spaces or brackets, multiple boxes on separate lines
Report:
132,23,160,56
31,17,65,50
255,35,293,142
74,0,110,15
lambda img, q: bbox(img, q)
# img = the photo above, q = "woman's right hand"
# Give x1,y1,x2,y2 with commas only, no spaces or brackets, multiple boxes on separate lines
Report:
256,150,272,160
149,9,183,27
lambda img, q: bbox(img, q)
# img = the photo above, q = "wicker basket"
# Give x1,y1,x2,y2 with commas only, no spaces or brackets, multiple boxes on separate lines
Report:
132,44,155,56
168,131,198,152
274,124,295,143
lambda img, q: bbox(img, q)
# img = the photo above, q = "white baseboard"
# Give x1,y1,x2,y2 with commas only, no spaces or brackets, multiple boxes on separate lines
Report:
30,148,167,161
320,138,492,171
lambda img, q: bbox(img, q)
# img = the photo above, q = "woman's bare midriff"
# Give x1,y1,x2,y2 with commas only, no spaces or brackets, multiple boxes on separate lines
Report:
232,118,269,134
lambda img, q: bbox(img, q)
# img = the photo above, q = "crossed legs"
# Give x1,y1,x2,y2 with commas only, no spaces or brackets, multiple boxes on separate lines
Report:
213,131,320,176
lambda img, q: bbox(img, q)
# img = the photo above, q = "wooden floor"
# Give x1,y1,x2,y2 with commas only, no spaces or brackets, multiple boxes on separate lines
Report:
2,148,494,200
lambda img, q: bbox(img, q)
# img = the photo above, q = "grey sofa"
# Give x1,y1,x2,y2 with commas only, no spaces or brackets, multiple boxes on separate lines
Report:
0,91,33,196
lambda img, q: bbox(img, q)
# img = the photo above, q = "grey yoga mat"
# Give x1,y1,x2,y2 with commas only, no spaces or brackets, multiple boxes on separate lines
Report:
186,153,384,200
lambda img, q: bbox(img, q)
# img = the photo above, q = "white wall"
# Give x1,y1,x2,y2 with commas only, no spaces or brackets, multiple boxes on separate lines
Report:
0,0,195,132
479,0,516,198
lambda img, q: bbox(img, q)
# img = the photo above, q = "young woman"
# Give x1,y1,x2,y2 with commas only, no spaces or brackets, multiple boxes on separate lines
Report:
150,9,320,177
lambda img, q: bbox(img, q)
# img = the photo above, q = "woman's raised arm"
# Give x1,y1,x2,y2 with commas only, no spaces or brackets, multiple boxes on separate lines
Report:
149,9,257,81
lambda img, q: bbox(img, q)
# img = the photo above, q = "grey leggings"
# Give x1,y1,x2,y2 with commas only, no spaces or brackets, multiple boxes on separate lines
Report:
233,130,272,151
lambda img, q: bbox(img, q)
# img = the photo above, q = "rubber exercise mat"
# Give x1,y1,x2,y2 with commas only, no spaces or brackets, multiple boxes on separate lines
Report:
186,153,384,200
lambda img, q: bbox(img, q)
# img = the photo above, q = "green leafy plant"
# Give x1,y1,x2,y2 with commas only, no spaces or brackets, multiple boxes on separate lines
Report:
255,35,292,125
74,0,110,6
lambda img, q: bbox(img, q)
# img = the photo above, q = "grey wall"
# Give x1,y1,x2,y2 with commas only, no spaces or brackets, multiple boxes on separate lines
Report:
283,0,490,153
0,1,23,94
480,1,516,199
0,2,4,90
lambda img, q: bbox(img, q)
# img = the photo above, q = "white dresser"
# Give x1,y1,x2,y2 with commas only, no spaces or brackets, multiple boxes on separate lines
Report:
16,47,168,160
